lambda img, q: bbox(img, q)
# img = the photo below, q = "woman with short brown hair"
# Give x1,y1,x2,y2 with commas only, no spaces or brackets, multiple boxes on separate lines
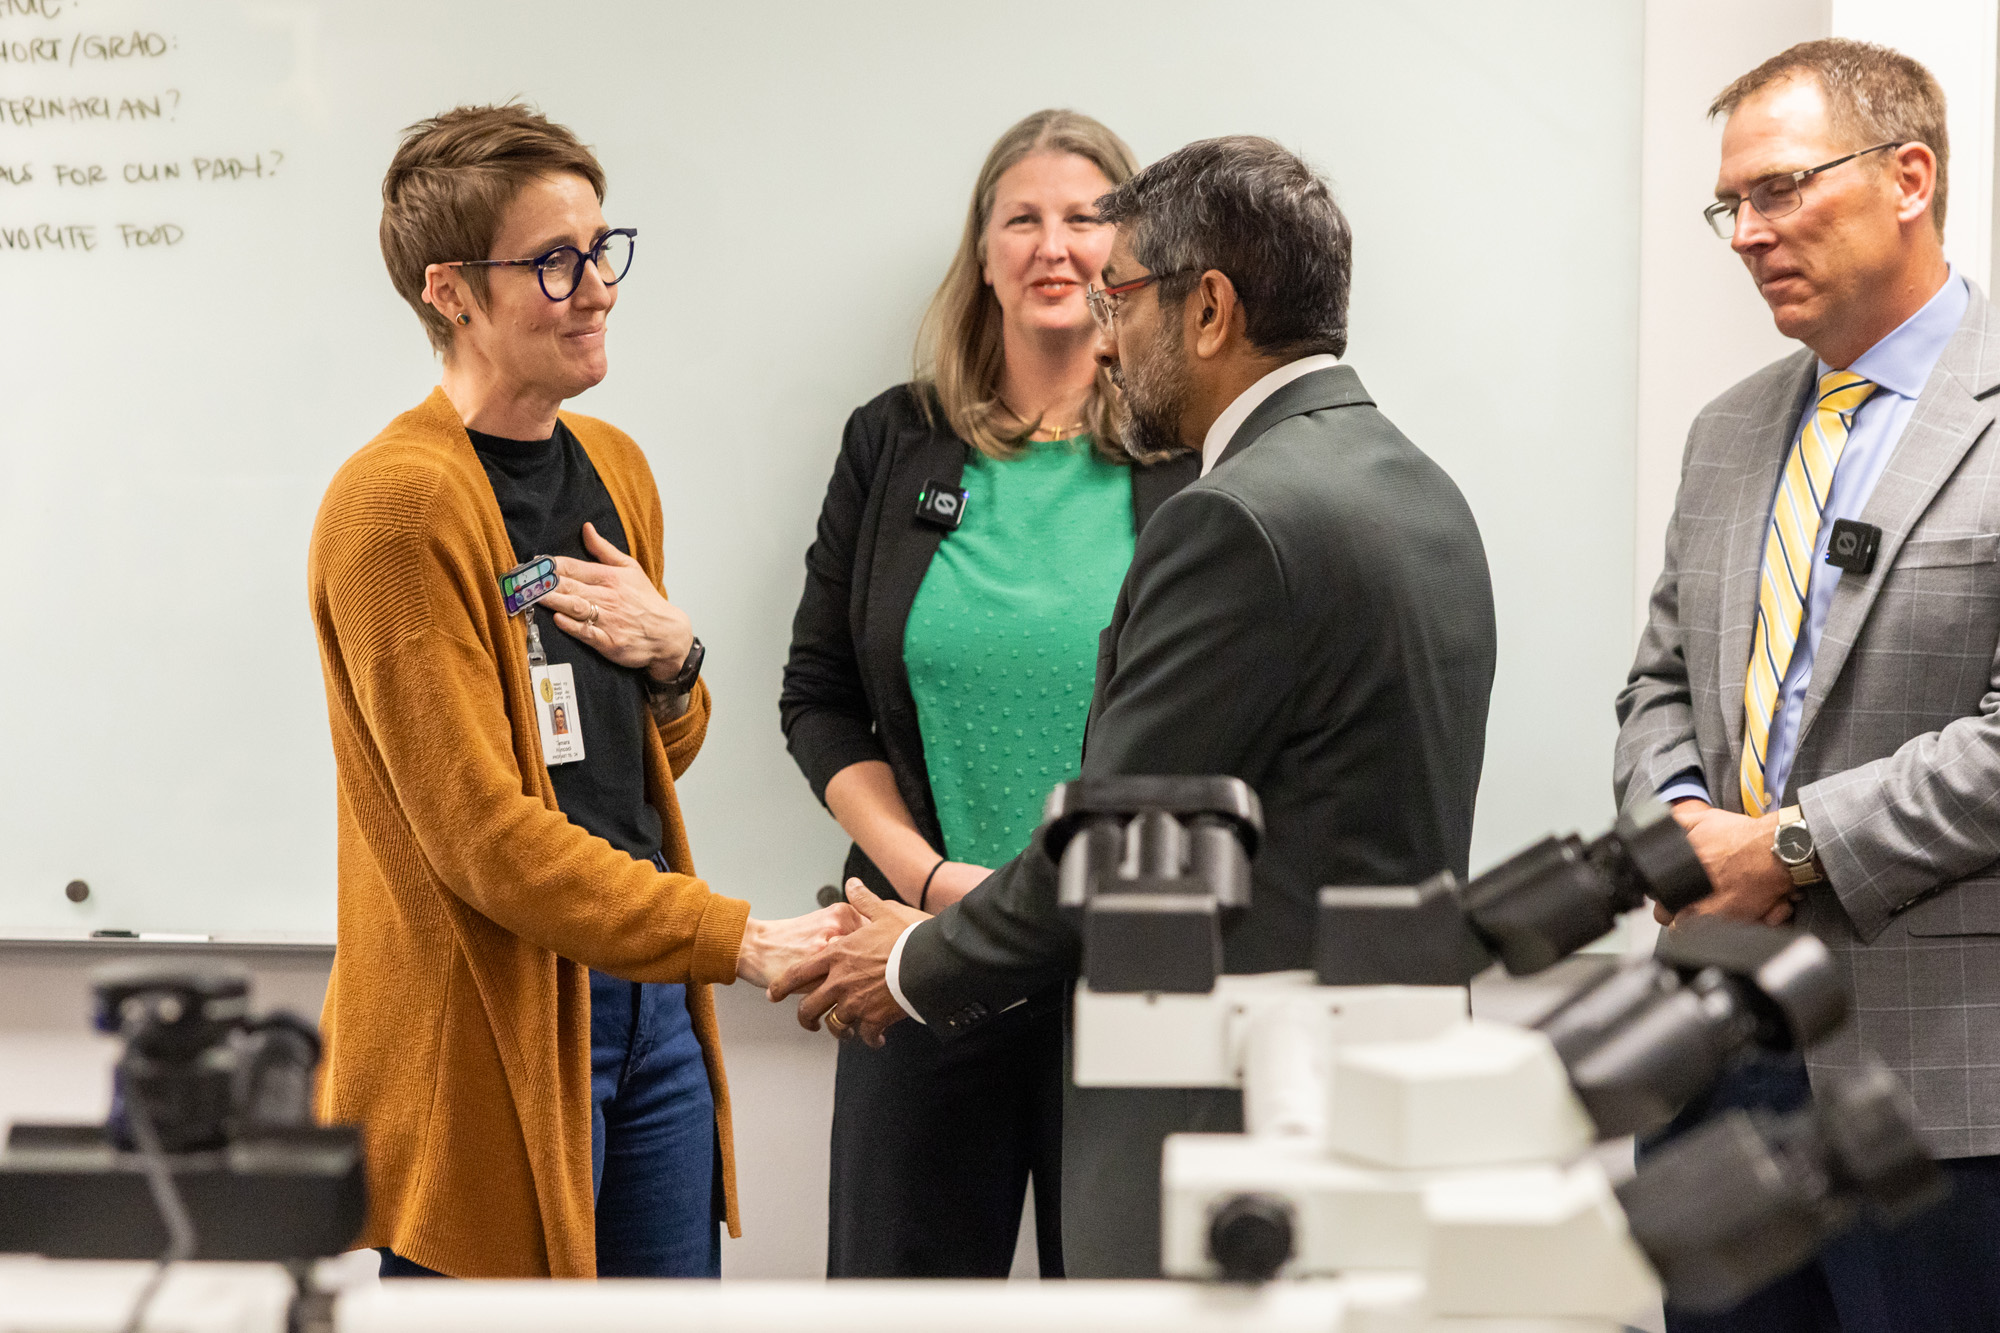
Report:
780,108,1197,1276
312,103,852,1279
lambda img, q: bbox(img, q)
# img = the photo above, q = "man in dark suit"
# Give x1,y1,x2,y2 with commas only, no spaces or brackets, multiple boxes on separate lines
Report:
772,135,1497,1277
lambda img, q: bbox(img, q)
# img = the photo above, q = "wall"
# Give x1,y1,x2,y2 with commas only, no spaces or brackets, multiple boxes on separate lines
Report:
1832,0,2000,291
0,0,1643,938
1633,0,1831,636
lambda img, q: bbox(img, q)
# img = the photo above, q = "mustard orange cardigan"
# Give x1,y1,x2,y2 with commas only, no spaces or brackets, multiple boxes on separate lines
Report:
308,388,751,1277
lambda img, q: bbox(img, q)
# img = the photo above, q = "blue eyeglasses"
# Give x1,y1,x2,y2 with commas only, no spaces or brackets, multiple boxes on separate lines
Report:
445,227,636,301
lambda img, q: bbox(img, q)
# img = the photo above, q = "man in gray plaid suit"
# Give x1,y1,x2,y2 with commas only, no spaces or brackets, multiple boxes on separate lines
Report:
1616,38,2000,1333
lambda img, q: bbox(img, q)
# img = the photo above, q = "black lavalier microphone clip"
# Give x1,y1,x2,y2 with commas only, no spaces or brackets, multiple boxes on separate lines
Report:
1824,519,1882,575
915,480,969,531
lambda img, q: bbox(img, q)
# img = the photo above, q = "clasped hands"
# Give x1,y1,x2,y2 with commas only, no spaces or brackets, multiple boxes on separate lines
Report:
1653,799,1798,929
755,879,930,1048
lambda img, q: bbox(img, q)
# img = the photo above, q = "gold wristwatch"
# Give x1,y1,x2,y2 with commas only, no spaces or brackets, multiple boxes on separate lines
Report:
1772,805,1824,887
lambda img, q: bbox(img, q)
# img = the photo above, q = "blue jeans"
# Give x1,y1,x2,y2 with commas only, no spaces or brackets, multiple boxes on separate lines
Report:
587,966,720,1276
382,855,720,1279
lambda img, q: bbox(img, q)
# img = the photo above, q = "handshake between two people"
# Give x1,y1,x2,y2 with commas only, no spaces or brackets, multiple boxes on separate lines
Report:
735,863,991,1048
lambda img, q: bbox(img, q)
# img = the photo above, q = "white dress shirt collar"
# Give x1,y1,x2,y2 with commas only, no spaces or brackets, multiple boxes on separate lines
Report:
1199,353,1342,476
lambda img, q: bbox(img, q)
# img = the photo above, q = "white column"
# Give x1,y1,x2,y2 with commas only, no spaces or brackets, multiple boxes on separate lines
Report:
1831,0,2000,291
1627,1,1831,962
1634,0,1831,637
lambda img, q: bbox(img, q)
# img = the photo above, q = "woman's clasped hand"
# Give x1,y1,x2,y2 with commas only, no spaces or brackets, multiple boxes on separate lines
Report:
733,900,866,990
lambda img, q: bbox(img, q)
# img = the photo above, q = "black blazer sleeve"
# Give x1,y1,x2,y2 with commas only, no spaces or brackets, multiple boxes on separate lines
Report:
898,486,1295,1034
779,400,895,804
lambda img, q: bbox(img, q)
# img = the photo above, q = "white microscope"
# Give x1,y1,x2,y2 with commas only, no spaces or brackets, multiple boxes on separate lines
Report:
0,783,1945,1333
1051,777,1944,1332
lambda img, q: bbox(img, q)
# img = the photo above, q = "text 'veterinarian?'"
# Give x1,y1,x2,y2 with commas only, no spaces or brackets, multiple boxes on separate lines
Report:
0,8,287,257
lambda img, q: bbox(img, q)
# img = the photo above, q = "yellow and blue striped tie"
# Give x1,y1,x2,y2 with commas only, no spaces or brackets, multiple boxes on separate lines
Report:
1740,370,1878,815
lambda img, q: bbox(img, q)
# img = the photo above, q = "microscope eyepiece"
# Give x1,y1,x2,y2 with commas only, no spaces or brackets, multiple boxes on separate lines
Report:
1619,1059,1944,1313
1045,777,1261,995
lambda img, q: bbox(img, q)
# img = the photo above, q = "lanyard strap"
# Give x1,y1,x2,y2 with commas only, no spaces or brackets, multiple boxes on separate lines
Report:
525,607,548,669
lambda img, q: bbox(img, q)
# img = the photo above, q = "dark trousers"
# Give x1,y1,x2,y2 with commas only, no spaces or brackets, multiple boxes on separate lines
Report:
826,1002,1065,1277
1648,1050,2000,1333
1059,1080,1244,1278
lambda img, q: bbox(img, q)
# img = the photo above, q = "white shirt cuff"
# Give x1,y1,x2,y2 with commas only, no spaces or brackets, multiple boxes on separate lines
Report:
885,921,926,1024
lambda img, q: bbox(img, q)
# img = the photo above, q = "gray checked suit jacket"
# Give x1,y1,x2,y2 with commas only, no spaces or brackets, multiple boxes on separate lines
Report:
1616,284,2000,1157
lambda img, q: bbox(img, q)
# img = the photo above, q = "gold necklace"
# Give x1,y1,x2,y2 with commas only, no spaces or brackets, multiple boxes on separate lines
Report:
1003,397,1087,441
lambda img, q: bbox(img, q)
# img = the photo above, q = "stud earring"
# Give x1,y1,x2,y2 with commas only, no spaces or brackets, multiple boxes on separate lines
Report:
455,312,471,326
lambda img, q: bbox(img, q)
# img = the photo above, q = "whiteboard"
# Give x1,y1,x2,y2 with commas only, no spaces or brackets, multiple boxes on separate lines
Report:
0,0,1641,938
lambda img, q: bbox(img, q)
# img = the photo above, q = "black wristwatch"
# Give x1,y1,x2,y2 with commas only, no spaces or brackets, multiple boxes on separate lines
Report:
1772,805,1824,887
646,637,705,698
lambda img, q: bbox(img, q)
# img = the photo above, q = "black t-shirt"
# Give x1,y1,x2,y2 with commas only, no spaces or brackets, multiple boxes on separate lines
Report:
469,421,663,863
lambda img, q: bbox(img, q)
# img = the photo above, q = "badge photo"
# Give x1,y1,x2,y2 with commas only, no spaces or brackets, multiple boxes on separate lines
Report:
531,663,585,765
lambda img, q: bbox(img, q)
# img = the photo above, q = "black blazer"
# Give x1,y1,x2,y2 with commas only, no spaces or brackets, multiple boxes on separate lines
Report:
899,365,1499,1033
780,382,1198,902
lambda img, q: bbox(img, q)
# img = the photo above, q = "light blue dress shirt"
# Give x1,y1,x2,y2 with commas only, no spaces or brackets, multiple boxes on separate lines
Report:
1661,269,1969,808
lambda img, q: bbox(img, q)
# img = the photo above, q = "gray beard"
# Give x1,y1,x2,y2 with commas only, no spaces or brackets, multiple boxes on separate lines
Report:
1109,329,1193,465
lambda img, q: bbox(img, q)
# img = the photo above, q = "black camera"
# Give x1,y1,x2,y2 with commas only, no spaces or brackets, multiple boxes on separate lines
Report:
0,963,365,1263
1824,518,1882,574
915,479,969,530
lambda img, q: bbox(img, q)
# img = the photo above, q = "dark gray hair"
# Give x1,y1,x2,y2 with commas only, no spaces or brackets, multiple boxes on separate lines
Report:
1095,135,1351,359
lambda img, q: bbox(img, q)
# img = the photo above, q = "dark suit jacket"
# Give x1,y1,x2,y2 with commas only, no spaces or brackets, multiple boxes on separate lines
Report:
894,365,1497,1277
779,382,1197,900
901,365,1497,1027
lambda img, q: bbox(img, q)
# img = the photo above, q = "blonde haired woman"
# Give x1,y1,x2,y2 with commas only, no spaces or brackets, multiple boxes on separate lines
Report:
780,109,1196,1277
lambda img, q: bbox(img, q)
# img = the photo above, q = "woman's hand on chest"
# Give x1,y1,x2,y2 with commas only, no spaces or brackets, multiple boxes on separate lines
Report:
545,521,697,680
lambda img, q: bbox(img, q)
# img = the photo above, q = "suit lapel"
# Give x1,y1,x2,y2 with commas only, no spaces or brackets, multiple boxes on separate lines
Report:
867,418,963,663
1718,354,1817,769
1082,584,1130,757
1796,295,2000,750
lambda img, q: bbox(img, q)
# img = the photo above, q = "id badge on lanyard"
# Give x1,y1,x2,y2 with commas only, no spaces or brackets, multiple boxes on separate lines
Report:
523,605,585,767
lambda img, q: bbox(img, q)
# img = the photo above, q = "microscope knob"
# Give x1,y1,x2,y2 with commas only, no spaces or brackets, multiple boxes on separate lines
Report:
1206,1193,1295,1283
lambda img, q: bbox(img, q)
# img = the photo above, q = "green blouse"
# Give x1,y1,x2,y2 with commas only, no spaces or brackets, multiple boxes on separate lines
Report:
904,436,1136,868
